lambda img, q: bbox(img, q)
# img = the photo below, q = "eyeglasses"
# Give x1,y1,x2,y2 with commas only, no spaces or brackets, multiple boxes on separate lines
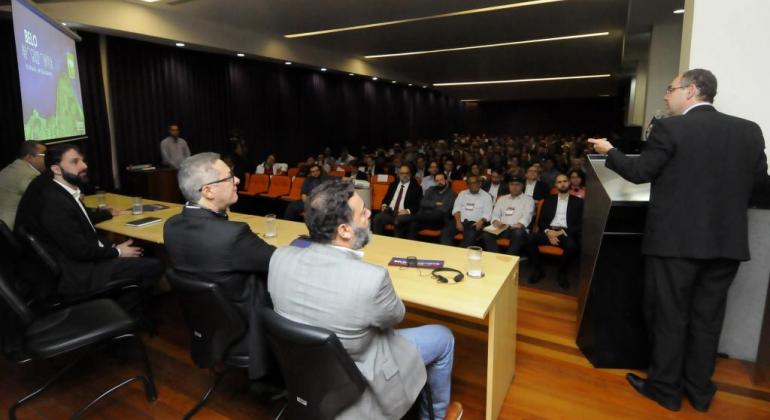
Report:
665,84,690,94
198,171,235,191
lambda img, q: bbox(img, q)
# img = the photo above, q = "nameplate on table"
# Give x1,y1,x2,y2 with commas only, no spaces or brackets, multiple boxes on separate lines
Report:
388,257,444,268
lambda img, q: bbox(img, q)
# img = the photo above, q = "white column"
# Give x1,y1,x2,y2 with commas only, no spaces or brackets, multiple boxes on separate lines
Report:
627,60,648,127
680,0,770,170
643,23,682,127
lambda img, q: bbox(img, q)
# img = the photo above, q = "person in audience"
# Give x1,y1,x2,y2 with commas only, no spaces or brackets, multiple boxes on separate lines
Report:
447,175,493,247
420,161,440,192
316,153,332,173
528,174,584,289
362,154,377,178
568,169,586,198
372,164,422,237
283,164,328,221
17,144,161,298
482,168,509,201
164,152,275,380
296,156,316,177
268,180,463,420
413,155,427,180
407,173,456,241
255,154,287,175
0,142,46,229
336,147,356,165
464,163,485,181
345,159,368,181
524,165,550,201
443,158,462,180
483,176,535,256
539,158,559,188
160,123,191,169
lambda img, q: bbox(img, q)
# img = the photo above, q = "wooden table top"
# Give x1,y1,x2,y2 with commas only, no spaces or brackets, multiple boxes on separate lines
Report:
87,193,518,320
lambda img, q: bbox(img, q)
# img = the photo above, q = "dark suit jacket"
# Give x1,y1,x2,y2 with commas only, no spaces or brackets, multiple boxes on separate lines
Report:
382,180,423,214
164,205,275,379
537,194,584,238
526,180,550,201
16,175,116,295
482,181,509,200
607,105,769,260
444,170,463,181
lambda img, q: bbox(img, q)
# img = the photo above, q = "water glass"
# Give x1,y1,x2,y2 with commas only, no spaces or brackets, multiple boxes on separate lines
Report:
132,196,143,215
467,246,484,278
264,214,277,238
95,190,107,209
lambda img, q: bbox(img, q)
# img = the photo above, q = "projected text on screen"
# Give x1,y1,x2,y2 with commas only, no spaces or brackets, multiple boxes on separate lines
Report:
12,0,86,142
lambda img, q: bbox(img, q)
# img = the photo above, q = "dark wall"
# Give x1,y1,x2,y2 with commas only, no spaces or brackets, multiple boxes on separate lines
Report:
462,96,626,138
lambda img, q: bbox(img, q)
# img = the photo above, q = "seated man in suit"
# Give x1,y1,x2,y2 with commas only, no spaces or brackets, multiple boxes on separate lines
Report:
372,164,422,238
446,174,493,247
164,152,276,380
0,141,46,229
18,144,161,298
481,167,509,201
407,172,456,240
268,180,463,420
528,173,584,289
524,165,549,200
283,164,329,221
482,176,535,256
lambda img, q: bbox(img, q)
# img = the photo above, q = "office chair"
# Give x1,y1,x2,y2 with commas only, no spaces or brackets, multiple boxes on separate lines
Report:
0,268,157,419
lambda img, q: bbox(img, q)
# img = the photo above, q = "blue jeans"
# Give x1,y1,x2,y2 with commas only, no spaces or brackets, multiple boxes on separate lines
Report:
398,325,455,420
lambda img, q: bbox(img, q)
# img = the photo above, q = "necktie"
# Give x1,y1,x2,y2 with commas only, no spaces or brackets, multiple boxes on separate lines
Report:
393,185,404,212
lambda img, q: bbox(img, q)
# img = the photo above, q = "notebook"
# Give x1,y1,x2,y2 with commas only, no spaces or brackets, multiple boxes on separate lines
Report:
125,217,162,227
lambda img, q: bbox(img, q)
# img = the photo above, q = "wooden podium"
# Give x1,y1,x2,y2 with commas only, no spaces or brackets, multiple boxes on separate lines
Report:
124,168,183,204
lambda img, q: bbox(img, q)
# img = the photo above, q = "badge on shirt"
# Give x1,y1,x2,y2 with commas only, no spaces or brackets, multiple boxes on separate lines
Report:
504,207,516,216
465,203,476,211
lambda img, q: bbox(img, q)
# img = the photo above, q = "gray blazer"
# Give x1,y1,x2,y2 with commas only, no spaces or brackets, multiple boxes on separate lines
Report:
268,243,426,419
0,159,40,229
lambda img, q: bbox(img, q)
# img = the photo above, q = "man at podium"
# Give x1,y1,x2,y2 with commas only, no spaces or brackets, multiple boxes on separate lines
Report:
589,69,769,412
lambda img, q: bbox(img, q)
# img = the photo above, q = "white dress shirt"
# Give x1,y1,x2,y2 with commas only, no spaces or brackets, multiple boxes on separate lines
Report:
524,180,537,197
452,189,493,222
549,194,570,229
388,182,410,212
491,193,535,228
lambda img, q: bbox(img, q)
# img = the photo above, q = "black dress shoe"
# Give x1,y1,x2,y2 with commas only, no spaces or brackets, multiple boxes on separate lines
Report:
626,373,681,412
528,268,545,284
686,393,711,412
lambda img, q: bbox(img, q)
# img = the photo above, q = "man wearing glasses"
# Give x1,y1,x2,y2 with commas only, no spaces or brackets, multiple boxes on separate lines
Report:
372,164,423,238
165,152,276,380
0,141,46,229
589,69,770,412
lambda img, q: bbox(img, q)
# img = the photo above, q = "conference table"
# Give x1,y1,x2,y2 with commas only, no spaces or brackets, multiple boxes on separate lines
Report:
85,193,519,420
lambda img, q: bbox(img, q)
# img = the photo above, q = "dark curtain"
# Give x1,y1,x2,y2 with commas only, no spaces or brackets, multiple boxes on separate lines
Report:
106,36,462,170
0,17,113,189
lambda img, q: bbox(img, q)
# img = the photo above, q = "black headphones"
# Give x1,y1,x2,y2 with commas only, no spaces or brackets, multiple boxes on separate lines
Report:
431,268,464,283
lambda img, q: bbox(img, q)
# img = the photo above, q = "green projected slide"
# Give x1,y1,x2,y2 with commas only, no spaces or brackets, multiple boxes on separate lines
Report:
23,72,85,141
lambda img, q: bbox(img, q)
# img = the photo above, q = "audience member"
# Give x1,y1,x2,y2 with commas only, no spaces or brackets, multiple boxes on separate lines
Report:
540,158,559,187
447,175,493,247
482,168,508,201
407,173,456,241
165,152,275,379
283,164,328,221
528,174,584,289
482,176,535,256
0,142,46,229
160,123,191,169
372,164,423,237
268,180,463,420
568,169,586,199
255,154,288,175
420,161,440,192
524,165,550,200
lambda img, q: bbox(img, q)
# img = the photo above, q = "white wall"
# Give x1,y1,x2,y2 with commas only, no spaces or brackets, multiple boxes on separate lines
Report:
643,23,682,127
681,0,770,171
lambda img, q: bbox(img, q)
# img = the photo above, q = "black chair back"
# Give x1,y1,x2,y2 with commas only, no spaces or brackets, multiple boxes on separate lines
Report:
260,308,366,420
0,220,21,261
166,269,246,368
0,269,34,329
15,225,62,302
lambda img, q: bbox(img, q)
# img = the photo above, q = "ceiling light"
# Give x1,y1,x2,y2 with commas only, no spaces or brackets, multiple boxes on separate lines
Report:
673,9,685,14
433,73,611,87
320,67,327,72
284,61,292,65
392,81,397,84
141,0,162,3
175,42,185,47
365,31,609,59
408,83,413,86
422,85,427,88
237,53,245,57
372,77,378,81
284,0,564,38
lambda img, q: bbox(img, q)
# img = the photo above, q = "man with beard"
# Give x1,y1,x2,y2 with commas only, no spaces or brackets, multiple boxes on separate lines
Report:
527,173,583,289
165,152,275,380
17,144,161,297
407,172,456,240
268,180,463,420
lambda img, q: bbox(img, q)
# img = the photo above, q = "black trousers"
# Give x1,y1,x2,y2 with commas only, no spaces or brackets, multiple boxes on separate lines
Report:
482,227,528,255
527,230,577,272
372,211,412,238
407,210,449,240
642,256,739,407
96,257,162,315
443,220,484,247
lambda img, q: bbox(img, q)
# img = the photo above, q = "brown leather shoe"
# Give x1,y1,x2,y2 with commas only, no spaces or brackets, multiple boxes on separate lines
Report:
444,401,463,420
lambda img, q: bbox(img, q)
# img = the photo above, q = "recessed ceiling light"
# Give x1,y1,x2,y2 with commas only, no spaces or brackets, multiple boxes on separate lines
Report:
284,61,292,65
284,0,564,38
175,42,185,47
237,53,245,57
372,77,378,81
365,31,610,59
408,83,413,86
320,67,327,72
673,9,685,14
422,85,427,88
599,94,611,97
433,73,611,87
141,0,162,3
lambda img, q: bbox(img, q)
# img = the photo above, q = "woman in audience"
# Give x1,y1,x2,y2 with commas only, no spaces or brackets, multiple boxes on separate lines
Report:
568,169,586,198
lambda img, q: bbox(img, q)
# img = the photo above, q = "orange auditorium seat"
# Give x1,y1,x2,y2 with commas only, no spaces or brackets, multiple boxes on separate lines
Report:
451,180,467,194
261,175,291,198
281,177,305,201
239,174,269,196
371,183,390,210
533,199,564,256
287,167,299,178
